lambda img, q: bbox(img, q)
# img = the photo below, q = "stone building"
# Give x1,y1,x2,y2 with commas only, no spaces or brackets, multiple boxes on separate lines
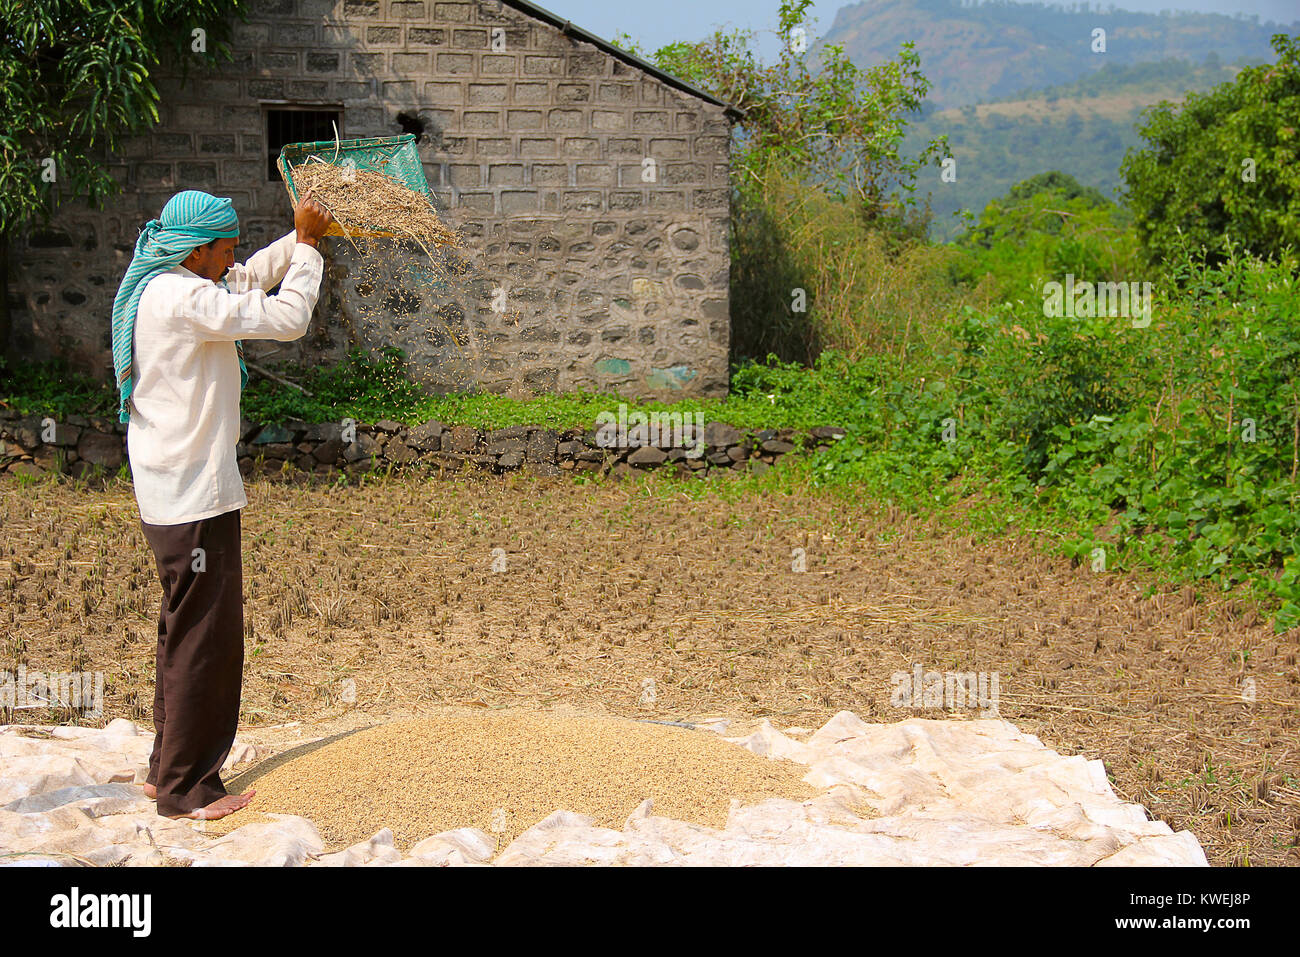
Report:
6,0,737,398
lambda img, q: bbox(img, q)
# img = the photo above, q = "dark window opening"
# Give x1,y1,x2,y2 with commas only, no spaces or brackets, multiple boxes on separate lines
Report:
266,108,343,181
395,111,427,143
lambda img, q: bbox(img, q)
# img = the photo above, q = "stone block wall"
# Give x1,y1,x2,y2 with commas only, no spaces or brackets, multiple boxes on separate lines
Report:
0,410,847,481
5,0,733,399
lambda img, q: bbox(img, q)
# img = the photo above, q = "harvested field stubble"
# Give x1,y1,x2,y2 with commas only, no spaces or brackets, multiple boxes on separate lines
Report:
3,474,1299,865
246,710,817,849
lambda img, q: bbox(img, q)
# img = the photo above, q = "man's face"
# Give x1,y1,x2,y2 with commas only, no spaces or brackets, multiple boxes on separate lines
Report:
182,237,239,282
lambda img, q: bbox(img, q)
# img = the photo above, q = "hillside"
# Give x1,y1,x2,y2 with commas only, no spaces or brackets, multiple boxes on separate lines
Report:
905,57,1244,234
906,106,1147,239
837,8,1286,238
819,0,1291,108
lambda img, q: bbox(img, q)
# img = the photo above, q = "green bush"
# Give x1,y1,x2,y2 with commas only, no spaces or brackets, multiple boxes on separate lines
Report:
239,347,426,424
955,170,1142,300
795,248,1300,628
1121,33,1300,268
0,356,115,417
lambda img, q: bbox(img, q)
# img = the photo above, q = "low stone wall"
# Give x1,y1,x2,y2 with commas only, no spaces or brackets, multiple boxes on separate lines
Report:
0,411,846,480
0,413,128,480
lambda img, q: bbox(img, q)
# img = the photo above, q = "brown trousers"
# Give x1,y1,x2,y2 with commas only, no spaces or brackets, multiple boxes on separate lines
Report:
140,508,244,817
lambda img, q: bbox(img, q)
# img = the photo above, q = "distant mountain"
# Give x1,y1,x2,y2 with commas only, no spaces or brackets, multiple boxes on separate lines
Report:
906,57,1246,239
819,0,1292,108
814,0,1295,239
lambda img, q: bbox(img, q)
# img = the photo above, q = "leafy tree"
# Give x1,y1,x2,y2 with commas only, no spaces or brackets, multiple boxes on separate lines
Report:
1120,33,1300,268
0,0,245,349
1000,170,1111,211
0,0,245,231
613,1,951,363
958,171,1139,295
616,0,945,228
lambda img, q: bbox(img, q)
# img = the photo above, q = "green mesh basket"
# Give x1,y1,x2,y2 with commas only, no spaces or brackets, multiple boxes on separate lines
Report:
277,133,432,238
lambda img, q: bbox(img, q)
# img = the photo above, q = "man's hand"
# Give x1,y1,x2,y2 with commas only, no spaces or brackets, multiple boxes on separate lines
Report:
294,189,334,248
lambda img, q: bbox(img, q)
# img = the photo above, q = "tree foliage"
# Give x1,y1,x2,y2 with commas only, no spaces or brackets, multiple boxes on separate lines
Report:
0,0,245,233
955,171,1139,300
1120,33,1300,268
616,0,945,227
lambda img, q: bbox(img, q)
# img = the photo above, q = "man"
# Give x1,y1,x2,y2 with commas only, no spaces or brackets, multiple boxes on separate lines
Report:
111,188,333,821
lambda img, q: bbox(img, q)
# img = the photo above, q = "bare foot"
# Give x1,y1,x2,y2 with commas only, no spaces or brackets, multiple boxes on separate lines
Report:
165,789,256,821
143,783,157,800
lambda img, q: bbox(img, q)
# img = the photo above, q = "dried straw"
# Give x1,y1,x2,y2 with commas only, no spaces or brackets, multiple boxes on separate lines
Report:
289,158,459,258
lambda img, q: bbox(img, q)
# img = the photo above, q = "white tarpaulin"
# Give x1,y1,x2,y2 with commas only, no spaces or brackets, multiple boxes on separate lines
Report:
0,712,1206,866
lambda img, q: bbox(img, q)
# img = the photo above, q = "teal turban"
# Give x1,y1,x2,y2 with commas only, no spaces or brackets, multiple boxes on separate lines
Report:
111,190,246,424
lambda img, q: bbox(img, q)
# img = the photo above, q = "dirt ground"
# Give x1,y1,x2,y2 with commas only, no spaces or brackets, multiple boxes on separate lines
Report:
2,470,1298,866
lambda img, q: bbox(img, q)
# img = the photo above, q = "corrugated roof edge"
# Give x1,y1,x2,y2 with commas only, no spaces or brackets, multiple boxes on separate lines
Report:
500,0,745,120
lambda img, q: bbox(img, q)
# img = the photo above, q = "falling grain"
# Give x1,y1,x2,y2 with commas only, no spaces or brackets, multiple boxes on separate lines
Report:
290,159,459,255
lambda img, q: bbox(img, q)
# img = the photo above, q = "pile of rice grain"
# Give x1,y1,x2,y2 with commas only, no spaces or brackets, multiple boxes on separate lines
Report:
249,709,816,850
290,158,459,254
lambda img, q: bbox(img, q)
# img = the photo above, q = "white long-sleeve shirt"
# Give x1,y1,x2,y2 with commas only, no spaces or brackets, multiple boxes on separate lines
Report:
127,232,324,525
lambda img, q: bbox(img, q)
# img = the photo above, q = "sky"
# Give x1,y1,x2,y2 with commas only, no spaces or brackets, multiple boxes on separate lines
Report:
534,0,1300,60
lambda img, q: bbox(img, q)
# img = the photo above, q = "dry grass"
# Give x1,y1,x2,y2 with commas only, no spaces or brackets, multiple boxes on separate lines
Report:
289,159,459,256
2,471,1298,865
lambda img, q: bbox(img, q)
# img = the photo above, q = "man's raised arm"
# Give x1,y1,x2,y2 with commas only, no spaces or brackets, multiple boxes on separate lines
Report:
223,189,334,294
181,192,334,342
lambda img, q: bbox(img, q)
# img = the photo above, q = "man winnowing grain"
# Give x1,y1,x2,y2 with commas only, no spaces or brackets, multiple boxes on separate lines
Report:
111,188,333,820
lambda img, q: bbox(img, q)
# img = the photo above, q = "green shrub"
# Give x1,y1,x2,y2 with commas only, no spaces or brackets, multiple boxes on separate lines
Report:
0,356,115,417
1121,33,1300,269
